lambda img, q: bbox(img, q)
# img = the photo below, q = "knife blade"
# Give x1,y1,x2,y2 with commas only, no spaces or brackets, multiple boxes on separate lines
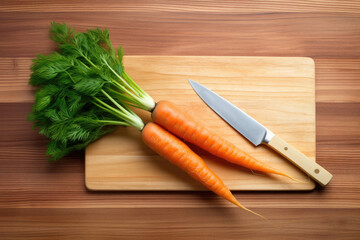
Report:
189,79,332,186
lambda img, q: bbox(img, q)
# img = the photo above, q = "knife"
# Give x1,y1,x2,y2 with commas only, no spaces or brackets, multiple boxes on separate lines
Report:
189,79,332,186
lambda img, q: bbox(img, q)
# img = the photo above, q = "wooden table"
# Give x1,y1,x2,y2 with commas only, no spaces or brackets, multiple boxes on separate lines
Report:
0,1,359,239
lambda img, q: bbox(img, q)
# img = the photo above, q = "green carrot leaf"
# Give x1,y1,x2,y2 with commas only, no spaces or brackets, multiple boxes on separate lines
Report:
29,22,153,160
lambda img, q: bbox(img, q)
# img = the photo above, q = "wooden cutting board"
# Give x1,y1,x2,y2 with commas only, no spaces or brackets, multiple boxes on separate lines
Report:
85,56,316,191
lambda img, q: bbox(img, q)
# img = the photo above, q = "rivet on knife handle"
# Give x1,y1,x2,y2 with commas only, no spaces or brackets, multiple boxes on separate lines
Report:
267,135,333,186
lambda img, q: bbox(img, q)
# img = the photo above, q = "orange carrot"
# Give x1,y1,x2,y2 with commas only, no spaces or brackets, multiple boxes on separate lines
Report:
142,122,264,218
152,100,291,179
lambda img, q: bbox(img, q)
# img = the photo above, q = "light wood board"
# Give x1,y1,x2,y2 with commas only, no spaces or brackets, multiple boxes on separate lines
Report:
85,56,316,191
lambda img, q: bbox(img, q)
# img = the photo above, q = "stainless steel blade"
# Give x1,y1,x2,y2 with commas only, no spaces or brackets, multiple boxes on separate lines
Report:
189,79,274,146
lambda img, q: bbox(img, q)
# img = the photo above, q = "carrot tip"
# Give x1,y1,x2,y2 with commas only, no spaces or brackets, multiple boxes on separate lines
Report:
273,171,298,182
277,172,309,184
232,200,267,220
253,169,304,184
288,176,310,184
239,204,267,220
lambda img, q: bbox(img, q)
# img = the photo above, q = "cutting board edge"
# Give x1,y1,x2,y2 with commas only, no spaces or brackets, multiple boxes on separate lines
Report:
84,178,316,191
123,55,315,62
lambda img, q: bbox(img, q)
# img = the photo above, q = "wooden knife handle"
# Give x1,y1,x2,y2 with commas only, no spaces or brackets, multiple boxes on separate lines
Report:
267,135,333,186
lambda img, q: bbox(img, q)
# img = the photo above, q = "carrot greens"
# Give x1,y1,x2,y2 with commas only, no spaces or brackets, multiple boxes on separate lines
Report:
29,22,154,160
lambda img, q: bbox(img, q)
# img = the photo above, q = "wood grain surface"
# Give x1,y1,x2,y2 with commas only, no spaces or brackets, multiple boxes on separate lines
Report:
86,56,316,191
0,0,359,239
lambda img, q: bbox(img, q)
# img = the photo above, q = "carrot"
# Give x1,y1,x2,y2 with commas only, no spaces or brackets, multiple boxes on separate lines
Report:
142,122,264,218
151,100,291,179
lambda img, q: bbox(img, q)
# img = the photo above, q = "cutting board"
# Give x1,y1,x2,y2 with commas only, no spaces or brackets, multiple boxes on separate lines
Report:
85,56,316,191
